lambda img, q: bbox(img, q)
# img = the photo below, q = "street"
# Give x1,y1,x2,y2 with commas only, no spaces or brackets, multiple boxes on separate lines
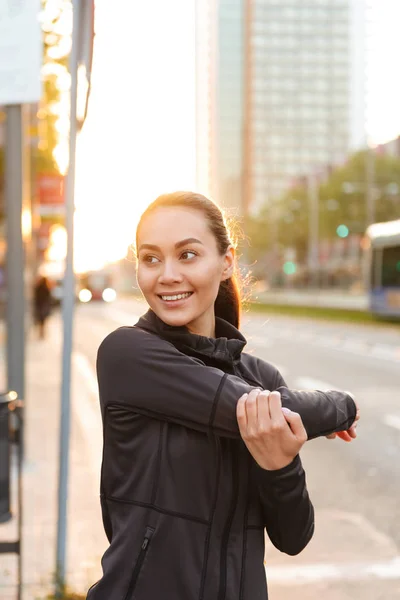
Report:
72,297,400,599
2,297,399,599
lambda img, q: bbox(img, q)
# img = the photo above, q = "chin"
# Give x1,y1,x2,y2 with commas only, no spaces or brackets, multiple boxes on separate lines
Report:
154,307,193,328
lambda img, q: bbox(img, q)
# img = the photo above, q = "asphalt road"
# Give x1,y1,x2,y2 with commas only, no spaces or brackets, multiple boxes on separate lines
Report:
72,297,400,600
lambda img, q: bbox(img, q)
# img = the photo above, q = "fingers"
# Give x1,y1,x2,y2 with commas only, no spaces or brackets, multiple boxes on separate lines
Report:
282,408,308,442
246,389,260,434
238,389,302,441
336,430,353,442
236,393,248,430
237,389,260,435
257,390,272,430
268,391,285,424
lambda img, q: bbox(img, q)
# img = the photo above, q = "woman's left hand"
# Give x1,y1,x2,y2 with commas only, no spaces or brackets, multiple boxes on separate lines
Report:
237,389,308,471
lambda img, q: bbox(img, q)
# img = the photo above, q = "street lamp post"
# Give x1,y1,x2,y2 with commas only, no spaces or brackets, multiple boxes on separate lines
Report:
307,172,319,288
365,146,376,226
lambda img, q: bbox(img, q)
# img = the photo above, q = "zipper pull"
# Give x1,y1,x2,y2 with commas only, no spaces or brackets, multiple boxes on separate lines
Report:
141,538,149,550
141,526,154,550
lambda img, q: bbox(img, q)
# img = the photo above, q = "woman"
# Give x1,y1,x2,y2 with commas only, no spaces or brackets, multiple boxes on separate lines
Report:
89,192,358,600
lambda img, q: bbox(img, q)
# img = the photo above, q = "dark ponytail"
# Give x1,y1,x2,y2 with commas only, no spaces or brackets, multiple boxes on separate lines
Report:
136,191,241,328
214,277,241,329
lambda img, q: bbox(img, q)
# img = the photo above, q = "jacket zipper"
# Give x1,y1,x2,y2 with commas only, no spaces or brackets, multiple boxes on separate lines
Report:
218,443,239,600
124,526,154,600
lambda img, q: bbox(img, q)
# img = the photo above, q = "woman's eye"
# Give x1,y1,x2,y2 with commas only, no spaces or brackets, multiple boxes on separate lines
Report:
181,250,197,260
142,255,159,264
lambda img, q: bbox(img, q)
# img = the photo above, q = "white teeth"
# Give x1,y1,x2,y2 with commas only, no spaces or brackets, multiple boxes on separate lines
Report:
161,292,192,301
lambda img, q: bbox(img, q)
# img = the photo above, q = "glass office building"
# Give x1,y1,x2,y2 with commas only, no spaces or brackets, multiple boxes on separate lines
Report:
195,0,245,215
250,0,366,213
195,0,367,216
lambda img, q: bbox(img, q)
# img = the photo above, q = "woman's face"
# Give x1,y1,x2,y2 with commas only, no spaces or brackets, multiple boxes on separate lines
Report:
136,206,234,337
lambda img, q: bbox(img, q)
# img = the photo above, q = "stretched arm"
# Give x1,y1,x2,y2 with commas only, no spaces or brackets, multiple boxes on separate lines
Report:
96,327,357,439
273,369,359,441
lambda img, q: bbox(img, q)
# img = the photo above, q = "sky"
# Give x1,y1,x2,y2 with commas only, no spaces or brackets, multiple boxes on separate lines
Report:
366,0,400,143
73,0,400,272
74,0,196,271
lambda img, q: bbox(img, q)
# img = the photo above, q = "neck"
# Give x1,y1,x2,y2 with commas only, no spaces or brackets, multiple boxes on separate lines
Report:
186,313,216,338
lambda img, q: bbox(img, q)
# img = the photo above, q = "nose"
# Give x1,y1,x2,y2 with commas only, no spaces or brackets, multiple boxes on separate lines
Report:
158,259,183,285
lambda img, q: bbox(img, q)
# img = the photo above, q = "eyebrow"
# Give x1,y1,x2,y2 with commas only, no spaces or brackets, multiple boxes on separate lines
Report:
138,238,204,252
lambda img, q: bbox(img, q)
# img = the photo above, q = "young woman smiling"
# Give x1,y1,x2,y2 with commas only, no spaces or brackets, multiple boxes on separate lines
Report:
88,191,359,600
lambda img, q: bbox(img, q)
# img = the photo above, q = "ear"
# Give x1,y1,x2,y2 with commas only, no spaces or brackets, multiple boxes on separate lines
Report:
221,246,235,281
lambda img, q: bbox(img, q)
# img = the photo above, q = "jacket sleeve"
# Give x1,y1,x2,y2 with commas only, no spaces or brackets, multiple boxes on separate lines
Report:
271,366,356,441
256,455,315,556
96,327,357,440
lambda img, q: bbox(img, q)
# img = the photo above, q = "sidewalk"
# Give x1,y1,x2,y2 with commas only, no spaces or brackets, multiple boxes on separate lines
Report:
0,316,106,599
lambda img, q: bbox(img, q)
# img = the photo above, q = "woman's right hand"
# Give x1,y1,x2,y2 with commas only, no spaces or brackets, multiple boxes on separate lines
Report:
236,389,307,471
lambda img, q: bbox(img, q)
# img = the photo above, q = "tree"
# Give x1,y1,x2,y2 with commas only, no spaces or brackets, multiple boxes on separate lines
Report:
317,150,400,238
249,149,400,263
38,0,72,174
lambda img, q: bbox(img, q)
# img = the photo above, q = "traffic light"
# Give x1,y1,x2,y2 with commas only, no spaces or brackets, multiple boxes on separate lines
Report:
283,261,297,275
336,224,349,238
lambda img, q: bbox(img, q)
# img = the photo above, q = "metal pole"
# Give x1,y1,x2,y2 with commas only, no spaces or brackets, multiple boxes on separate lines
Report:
365,146,376,227
55,0,80,594
5,105,26,402
5,104,26,600
307,173,319,288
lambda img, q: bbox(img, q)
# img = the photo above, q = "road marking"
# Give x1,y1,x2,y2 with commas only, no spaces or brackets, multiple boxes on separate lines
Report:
294,377,339,392
73,351,99,397
383,414,400,432
72,352,103,473
266,556,400,585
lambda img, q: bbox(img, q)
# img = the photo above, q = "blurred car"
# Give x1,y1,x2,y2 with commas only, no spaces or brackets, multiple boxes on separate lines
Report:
77,269,117,303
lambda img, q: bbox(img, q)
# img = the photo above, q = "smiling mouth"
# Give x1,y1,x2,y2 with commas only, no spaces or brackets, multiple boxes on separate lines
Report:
158,292,193,302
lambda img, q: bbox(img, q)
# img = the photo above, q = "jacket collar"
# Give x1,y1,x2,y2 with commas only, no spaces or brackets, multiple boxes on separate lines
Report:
135,309,247,365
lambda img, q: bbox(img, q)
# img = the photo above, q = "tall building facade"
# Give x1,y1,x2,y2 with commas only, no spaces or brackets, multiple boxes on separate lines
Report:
195,0,245,217
195,0,368,216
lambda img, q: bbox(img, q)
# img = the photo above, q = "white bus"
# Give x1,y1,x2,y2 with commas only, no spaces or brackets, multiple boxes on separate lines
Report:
363,219,400,317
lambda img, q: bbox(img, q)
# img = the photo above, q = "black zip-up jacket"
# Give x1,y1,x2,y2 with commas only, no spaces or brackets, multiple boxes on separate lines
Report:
88,310,357,600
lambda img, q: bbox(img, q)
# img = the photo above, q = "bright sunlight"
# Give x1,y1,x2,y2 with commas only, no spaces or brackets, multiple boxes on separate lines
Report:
73,0,196,273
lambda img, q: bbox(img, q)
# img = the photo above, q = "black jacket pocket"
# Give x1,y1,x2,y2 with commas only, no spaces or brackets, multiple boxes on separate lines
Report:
124,526,155,600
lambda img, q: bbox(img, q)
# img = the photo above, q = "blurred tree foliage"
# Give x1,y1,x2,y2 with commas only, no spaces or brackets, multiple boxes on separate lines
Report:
37,0,72,173
248,149,400,262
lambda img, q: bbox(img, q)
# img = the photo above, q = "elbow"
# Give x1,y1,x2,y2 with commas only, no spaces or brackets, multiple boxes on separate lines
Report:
280,520,315,556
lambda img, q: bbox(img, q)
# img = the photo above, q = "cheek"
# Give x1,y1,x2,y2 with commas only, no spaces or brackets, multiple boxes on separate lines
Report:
193,263,223,294
137,267,153,293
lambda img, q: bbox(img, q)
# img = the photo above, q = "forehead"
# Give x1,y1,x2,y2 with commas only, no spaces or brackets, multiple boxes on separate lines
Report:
138,206,214,245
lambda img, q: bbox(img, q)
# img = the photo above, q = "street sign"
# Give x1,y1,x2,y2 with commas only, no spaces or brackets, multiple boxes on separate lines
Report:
36,173,65,217
0,0,42,105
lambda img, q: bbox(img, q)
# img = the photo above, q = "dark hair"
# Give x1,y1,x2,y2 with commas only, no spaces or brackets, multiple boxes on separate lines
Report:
135,191,241,328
